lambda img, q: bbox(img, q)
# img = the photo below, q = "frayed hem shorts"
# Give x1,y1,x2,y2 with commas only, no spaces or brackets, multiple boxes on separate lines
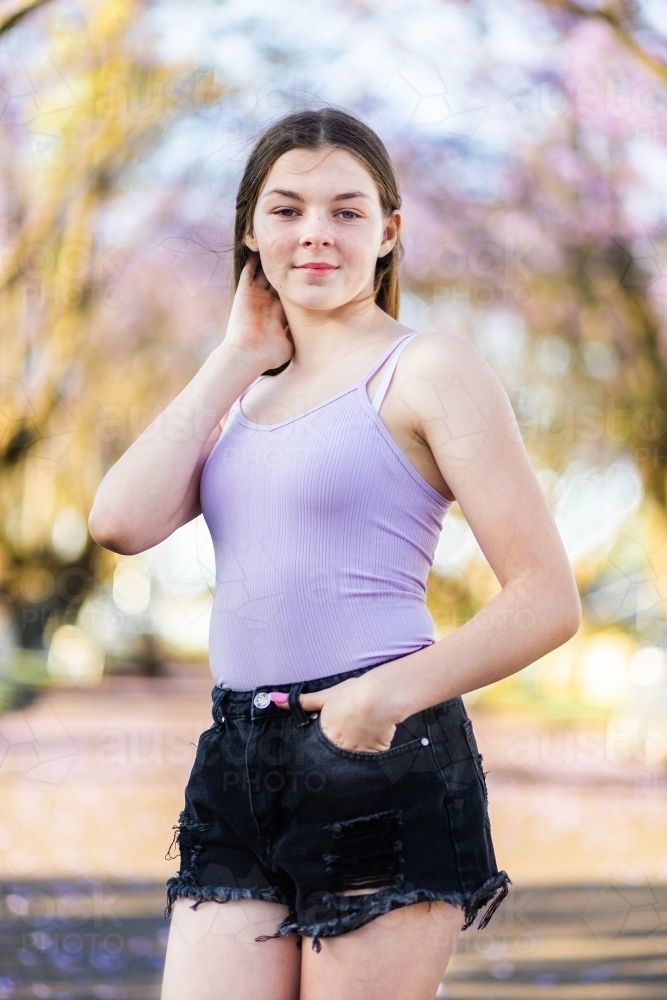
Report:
164,662,511,952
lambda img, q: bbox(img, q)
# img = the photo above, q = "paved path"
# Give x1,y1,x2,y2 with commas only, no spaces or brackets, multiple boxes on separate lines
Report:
1,879,665,998
0,665,665,997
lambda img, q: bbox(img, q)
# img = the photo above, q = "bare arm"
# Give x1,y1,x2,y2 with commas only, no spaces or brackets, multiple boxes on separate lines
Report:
88,348,259,554
88,253,293,554
358,332,582,720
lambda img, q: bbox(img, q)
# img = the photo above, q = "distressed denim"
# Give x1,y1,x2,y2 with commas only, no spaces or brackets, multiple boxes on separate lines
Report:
165,661,511,952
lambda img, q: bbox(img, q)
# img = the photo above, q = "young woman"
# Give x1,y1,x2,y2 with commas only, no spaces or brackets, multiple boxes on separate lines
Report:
89,108,581,1000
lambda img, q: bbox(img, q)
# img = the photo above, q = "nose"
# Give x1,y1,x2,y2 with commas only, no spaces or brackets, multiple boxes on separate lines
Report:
298,212,334,249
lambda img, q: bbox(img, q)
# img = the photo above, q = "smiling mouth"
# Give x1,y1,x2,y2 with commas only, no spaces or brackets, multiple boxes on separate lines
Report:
296,263,338,272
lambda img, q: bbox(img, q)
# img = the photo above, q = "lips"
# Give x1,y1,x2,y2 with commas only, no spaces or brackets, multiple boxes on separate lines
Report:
296,263,338,272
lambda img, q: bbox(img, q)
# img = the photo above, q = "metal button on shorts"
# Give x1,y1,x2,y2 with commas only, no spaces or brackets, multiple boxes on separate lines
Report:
253,691,271,709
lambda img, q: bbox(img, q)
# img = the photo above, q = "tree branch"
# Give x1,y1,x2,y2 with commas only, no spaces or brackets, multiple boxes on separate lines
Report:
541,0,667,84
0,0,51,36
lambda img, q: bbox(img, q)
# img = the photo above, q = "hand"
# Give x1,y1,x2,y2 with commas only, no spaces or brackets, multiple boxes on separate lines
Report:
272,676,400,753
223,251,294,373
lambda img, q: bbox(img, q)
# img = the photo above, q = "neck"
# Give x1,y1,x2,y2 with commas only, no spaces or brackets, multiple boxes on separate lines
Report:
280,294,404,376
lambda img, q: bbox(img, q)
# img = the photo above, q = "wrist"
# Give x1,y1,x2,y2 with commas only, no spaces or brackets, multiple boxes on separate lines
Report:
213,340,267,380
354,671,412,726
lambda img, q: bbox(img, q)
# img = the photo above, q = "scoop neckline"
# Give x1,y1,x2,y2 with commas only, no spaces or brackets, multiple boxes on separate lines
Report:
235,332,419,431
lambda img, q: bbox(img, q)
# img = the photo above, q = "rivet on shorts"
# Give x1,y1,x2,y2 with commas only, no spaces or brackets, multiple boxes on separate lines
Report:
421,737,430,746
310,712,318,719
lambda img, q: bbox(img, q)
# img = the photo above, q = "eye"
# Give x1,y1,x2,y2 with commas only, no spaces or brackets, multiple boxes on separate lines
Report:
337,210,359,220
274,208,298,217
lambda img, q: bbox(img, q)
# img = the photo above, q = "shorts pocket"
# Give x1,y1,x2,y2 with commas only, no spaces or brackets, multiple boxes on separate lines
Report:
197,723,220,744
312,712,425,760
462,717,488,804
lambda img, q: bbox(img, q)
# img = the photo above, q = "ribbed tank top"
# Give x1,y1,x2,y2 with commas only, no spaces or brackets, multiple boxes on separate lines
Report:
200,332,452,690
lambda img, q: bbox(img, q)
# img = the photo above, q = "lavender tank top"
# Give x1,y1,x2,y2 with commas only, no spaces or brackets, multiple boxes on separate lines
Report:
200,332,452,690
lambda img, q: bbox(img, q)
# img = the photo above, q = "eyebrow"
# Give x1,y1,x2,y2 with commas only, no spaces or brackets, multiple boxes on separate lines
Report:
261,188,372,202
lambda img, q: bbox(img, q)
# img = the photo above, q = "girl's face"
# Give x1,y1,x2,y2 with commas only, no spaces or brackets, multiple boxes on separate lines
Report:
245,146,400,312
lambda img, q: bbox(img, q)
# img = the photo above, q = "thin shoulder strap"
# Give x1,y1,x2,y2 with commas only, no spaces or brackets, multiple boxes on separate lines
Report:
371,333,420,413
235,373,269,411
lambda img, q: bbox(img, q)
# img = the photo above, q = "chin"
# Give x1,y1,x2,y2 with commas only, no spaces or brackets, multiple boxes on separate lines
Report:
292,279,363,307
289,290,351,311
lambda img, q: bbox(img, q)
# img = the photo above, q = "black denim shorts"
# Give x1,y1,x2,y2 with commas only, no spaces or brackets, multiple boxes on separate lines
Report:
164,662,511,952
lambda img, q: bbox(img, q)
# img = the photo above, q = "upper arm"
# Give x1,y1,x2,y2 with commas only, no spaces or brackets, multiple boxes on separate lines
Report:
164,411,229,533
407,334,579,614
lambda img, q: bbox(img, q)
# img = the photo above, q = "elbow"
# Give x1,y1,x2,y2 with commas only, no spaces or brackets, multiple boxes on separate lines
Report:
88,506,137,555
563,600,582,641
565,573,583,637
88,507,111,549
552,589,582,646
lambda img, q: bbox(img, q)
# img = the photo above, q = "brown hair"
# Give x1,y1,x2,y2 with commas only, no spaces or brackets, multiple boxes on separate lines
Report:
233,107,403,326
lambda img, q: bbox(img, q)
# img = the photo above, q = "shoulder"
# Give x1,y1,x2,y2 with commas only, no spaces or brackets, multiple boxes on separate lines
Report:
404,330,492,374
400,330,513,417
399,331,530,498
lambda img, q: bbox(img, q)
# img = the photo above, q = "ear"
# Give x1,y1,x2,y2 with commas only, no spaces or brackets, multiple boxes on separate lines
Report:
244,231,259,253
377,210,401,260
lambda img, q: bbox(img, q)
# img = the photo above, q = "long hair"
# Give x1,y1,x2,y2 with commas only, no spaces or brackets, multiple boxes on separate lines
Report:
233,108,403,373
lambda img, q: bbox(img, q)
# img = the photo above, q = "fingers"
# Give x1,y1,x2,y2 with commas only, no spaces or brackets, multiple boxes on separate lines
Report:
239,251,259,284
269,691,289,707
254,271,271,291
267,692,324,712
299,694,324,713
240,252,271,290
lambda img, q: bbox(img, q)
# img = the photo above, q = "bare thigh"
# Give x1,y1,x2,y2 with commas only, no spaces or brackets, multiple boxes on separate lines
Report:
160,897,301,1000
300,900,463,1000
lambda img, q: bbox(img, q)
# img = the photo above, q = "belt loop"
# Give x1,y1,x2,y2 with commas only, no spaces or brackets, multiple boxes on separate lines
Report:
288,682,309,727
214,688,229,725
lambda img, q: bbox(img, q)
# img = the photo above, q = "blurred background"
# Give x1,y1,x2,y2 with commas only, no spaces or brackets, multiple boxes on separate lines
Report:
1,0,667,996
